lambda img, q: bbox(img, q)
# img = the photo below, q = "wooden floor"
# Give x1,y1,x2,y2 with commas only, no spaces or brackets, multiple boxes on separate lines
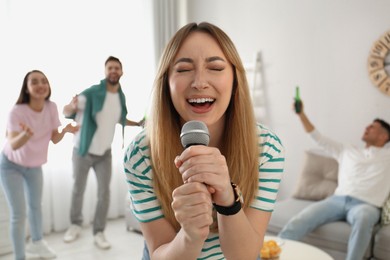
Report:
0,217,144,260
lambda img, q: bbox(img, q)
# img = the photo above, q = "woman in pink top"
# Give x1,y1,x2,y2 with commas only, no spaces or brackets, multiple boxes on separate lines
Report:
0,70,78,260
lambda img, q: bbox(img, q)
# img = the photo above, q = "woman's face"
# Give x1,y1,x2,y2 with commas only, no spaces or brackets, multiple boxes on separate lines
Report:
169,31,234,128
27,72,50,101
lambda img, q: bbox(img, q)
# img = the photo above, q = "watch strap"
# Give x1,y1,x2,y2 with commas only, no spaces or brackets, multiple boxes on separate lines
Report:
213,182,242,216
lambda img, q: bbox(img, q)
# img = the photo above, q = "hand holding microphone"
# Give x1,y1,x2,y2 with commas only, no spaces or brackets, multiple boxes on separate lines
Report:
175,121,234,208
171,120,213,240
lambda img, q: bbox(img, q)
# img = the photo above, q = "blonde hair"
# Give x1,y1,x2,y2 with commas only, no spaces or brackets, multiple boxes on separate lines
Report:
147,22,259,232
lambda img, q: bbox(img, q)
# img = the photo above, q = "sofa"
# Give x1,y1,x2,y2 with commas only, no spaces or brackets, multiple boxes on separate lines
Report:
266,150,390,260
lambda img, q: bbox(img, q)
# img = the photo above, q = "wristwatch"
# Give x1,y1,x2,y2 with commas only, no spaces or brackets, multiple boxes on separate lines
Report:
213,182,243,216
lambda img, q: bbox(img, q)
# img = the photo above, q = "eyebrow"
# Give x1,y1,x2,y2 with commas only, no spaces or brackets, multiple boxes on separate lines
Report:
173,56,226,65
206,56,226,63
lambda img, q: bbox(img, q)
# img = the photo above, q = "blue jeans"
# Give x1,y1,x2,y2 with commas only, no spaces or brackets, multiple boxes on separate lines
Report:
278,195,380,260
142,240,150,260
142,240,261,260
0,153,43,260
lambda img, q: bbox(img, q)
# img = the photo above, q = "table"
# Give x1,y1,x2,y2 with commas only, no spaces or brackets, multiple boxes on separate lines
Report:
263,236,334,260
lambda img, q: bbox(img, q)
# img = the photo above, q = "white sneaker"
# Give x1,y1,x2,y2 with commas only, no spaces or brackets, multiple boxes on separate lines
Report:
63,224,82,243
94,232,111,250
26,252,40,260
26,239,56,259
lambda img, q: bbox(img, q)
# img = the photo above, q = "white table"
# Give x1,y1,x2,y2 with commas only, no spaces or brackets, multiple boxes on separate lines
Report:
264,236,334,260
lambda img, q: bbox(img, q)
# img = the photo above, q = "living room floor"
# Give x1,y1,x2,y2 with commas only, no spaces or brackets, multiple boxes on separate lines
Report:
0,217,144,260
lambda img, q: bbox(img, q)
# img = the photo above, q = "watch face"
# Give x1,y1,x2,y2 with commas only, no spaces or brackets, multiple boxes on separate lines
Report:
368,30,390,96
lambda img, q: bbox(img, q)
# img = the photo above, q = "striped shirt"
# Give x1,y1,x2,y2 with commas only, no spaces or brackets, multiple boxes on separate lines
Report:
123,123,285,259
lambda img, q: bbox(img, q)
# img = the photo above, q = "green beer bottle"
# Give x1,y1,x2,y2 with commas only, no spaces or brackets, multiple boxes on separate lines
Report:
294,86,302,113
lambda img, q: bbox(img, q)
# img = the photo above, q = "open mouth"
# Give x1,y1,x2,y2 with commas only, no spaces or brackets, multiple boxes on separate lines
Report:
188,98,215,108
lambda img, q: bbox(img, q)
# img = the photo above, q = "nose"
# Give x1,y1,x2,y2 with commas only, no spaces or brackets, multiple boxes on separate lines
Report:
191,69,209,89
37,82,46,89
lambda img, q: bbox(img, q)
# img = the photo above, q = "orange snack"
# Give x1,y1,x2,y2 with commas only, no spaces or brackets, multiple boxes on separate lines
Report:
260,239,282,259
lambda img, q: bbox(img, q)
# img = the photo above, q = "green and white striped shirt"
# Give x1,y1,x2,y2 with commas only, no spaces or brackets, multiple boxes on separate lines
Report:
123,123,285,259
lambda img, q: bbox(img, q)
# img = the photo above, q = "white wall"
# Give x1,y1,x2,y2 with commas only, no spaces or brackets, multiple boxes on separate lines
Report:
186,0,390,200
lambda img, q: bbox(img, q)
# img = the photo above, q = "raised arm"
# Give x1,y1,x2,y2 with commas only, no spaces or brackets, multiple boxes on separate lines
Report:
63,95,78,117
294,100,315,133
294,100,344,158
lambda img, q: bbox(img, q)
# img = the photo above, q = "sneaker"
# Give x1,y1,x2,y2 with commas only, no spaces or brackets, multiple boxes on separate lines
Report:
26,239,56,259
63,224,82,243
26,252,40,259
94,232,111,250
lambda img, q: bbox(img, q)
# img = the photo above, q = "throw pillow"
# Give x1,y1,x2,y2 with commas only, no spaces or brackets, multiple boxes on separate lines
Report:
381,195,390,226
292,150,338,201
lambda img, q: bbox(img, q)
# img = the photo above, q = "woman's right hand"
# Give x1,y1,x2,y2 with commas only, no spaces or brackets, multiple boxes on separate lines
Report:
171,182,213,242
20,122,34,138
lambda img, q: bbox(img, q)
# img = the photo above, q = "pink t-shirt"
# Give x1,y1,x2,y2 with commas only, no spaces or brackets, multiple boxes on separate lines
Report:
3,101,61,167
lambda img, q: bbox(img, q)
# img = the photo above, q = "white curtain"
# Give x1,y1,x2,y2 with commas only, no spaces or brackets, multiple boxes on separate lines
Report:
0,0,156,234
41,126,139,233
151,0,187,66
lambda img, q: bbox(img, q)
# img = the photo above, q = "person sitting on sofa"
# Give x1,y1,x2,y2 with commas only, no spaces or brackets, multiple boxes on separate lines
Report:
278,100,390,260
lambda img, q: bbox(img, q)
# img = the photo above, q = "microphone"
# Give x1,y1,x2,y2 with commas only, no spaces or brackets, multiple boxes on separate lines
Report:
180,120,210,148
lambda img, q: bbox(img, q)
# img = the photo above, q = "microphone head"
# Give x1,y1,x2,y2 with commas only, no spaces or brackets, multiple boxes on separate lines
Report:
180,120,210,148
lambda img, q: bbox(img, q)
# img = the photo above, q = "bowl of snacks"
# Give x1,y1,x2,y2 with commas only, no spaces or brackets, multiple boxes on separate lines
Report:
260,238,283,259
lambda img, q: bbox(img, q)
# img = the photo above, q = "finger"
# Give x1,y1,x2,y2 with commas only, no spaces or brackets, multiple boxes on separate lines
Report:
178,145,215,163
178,151,223,175
207,186,216,194
172,182,210,197
180,156,228,183
174,156,183,168
172,195,212,218
19,122,26,130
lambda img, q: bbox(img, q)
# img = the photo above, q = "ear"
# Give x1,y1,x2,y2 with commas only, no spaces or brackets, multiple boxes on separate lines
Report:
379,132,390,146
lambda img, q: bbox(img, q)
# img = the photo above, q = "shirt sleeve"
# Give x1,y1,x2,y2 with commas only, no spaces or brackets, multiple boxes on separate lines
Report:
77,95,86,111
251,124,285,212
49,101,61,130
123,131,164,223
7,106,23,133
309,129,344,160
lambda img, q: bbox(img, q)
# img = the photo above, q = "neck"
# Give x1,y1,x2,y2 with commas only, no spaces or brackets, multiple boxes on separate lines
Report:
366,142,385,148
29,99,45,112
106,83,119,93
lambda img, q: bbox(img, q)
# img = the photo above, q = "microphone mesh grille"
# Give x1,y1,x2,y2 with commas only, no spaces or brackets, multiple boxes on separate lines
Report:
180,120,210,147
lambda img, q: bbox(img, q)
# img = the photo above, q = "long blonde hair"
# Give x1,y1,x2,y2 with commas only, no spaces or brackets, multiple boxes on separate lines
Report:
147,22,259,232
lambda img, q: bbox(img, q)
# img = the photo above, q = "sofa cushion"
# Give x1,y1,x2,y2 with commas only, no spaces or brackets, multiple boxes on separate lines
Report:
373,224,390,260
381,195,390,226
292,150,338,201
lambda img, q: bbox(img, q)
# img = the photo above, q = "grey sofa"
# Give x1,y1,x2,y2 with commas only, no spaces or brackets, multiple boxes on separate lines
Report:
267,150,390,260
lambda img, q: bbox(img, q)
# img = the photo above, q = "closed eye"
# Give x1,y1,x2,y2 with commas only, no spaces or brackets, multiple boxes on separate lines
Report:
177,69,192,73
209,67,224,71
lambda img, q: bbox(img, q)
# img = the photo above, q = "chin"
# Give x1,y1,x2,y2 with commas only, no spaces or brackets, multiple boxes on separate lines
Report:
108,80,119,85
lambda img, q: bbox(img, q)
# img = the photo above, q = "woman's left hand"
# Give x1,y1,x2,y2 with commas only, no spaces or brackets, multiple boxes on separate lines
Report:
174,145,235,207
